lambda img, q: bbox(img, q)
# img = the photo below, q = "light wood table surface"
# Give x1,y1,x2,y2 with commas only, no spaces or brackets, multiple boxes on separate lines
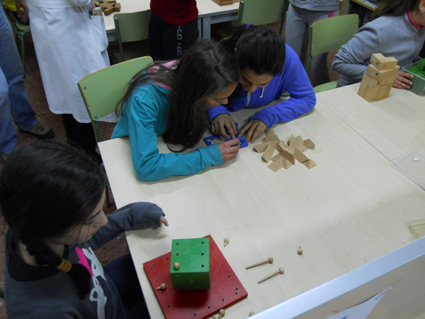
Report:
99,99,425,318
316,83,425,161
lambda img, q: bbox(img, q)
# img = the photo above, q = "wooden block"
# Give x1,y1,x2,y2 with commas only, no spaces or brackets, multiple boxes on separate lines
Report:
100,2,113,8
376,84,392,100
303,159,316,169
268,157,283,172
280,149,295,165
281,157,293,170
276,140,287,152
271,153,282,162
253,142,270,153
286,147,296,155
94,1,101,6
303,139,315,150
212,0,233,5
295,143,308,152
114,3,121,11
294,148,309,163
103,6,115,15
262,144,275,163
288,135,303,147
366,64,400,82
263,129,279,143
287,134,295,146
370,53,398,70
106,0,116,3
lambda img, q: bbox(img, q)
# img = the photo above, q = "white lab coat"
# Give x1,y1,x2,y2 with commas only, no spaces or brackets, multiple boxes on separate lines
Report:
27,0,117,123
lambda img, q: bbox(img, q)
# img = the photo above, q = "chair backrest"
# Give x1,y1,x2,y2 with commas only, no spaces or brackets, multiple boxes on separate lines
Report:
238,0,287,27
306,14,359,72
114,10,150,43
77,56,153,142
114,10,150,62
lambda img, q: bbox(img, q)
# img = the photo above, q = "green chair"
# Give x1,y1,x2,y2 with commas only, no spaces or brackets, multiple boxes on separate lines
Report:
109,10,150,63
305,14,359,93
3,7,31,74
78,56,153,205
217,0,288,40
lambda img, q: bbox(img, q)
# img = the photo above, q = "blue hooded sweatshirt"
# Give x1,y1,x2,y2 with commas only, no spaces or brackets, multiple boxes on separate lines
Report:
208,44,316,128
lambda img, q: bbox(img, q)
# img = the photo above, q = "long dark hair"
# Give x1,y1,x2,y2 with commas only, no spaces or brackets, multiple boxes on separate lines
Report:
373,0,421,19
117,39,239,150
221,25,286,77
0,141,107,299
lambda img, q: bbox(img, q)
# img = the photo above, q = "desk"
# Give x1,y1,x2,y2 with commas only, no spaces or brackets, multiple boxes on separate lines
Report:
104,0,239,42
316,83,425,161
99,99,425,318
197,0,239,40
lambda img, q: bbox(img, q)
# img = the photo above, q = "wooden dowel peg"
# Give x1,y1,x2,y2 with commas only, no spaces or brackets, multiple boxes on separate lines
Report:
297,246,303,255
257,267,284,284
156,283,166,290
173,262,180,270
245,257,273,269
224,238,230,247
217,309,225,318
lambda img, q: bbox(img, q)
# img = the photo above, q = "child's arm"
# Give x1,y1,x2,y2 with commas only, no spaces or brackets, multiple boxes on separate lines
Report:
332,23,383,85
87,202,168,249
117,86,225,181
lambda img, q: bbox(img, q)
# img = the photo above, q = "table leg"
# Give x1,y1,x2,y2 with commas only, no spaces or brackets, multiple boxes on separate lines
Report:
202,16,211,40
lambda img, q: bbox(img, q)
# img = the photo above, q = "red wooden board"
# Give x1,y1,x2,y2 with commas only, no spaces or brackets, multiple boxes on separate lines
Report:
143,235,248,319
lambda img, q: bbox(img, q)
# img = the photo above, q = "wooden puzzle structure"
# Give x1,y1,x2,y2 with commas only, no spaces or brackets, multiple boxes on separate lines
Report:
94,0,121,15
358,53,399,102
143,235,248,319
253,129,316,172
170,238,211,290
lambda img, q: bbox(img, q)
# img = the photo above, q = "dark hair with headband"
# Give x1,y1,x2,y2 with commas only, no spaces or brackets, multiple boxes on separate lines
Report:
0,141,107,299
220,24,286,77
373,0,421,19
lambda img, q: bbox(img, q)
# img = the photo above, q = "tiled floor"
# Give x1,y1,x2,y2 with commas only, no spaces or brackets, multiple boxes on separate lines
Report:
0,21,340,318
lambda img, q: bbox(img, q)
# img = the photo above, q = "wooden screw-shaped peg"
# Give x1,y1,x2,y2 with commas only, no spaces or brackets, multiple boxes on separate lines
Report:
245,257,273,269
257,267,284,284
173,262,180,270
297,246,303,255
217,309,225,319
156,283,166,290
249,311,255,316
224,238,230,247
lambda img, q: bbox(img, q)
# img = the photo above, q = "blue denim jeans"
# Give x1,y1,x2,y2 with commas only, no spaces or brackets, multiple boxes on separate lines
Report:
0,9,37,154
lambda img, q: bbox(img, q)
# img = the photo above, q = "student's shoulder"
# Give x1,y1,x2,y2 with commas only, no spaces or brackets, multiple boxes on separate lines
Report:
358,15,404,37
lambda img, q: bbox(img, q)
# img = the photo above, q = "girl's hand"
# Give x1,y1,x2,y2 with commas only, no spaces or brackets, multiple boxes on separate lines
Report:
160,215,169,227
218,139,240,163
212,114,237,139
393,71,414,89
239,120,267,143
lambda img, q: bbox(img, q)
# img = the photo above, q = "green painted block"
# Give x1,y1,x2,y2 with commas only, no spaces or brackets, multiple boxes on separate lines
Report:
170,238,210,290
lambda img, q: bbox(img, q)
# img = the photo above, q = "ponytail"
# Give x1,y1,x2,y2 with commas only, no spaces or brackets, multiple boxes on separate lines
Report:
21,234,92,299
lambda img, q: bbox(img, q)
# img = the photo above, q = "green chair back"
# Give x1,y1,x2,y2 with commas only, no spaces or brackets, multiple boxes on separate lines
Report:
306,14,359,92
77,56,153,142
218,0,288,39
113,10,150,62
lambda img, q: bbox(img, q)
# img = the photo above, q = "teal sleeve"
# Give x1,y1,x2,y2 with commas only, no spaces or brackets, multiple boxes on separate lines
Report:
124,86,223,181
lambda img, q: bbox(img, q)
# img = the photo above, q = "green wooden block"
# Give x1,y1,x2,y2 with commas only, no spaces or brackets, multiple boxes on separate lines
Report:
170,238,210,290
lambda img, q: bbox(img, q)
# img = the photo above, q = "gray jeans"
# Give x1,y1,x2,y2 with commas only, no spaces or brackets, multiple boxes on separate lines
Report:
285,4,336,86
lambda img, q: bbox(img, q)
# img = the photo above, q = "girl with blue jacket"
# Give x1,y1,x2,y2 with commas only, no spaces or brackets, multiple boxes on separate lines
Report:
210,25,316,143
112,40,240,181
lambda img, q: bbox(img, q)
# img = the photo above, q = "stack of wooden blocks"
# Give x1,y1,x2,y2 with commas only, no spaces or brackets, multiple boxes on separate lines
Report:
213,0,239,5
358,53,399,102
94,0,121,15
